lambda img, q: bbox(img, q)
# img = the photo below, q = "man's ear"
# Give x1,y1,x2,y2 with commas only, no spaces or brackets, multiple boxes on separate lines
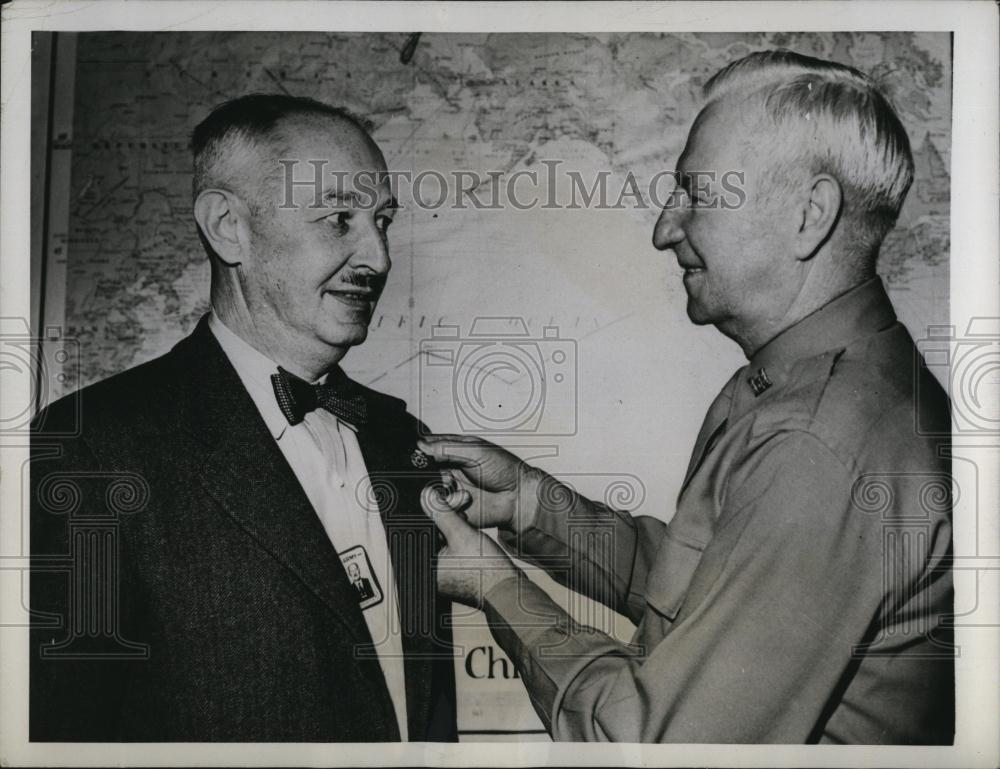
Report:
792,174,842,261
193,189,252,266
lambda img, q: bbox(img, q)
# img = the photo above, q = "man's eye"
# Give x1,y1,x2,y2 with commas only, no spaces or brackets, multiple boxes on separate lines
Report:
376,214,394,234
328,212,351,230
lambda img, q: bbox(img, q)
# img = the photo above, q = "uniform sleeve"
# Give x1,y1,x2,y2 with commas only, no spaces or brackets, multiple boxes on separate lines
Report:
482,430,905,742
498,475,667,624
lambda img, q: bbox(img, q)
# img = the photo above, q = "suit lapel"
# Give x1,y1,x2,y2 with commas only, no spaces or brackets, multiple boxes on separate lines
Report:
354,413,446,740
170,318,376,651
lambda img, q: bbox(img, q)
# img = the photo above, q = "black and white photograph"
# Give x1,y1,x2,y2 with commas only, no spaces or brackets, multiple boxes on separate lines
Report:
1,1,997,766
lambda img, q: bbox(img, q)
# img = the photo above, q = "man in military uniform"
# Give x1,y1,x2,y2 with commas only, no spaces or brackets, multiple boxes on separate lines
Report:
418,50,953,743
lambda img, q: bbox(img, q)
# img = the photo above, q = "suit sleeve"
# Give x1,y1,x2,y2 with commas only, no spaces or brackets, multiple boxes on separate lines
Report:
482,431,938,742
30,403,130,740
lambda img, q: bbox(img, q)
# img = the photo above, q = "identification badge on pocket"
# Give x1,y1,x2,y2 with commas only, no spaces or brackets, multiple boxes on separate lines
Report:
339,544,384,610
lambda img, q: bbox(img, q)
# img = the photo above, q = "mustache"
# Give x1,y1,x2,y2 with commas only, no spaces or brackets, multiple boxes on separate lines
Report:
337,272,388,294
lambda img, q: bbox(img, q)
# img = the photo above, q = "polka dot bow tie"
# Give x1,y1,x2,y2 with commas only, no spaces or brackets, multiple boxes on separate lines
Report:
270,366,368,428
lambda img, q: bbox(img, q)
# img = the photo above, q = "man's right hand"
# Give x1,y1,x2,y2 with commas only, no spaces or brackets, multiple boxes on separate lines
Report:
417,434,545,533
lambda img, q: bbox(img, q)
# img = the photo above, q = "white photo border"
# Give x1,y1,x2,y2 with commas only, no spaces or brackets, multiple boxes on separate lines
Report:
1,2,997,767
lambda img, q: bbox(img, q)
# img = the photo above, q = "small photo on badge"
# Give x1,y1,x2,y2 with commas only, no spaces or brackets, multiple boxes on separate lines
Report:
339,544,384,610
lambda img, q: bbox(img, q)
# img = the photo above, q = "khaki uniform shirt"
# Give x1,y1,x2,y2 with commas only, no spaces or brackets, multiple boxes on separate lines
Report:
485,278,954,743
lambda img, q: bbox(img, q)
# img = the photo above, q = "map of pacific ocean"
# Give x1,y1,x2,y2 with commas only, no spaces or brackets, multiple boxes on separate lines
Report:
55,32,951,739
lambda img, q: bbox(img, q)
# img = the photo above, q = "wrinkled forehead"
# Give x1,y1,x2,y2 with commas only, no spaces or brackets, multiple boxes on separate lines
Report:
269,115,392,207
677,96,762,172
275,114,385,165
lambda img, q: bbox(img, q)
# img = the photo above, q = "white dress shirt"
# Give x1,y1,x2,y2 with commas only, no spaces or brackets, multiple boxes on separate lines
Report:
208,312,409,740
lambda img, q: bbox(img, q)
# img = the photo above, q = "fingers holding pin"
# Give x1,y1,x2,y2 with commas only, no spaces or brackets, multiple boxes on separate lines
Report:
446,488,472,522
421,480,472,523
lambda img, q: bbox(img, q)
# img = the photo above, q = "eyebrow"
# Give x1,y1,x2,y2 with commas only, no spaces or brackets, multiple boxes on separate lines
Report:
321,189,398,211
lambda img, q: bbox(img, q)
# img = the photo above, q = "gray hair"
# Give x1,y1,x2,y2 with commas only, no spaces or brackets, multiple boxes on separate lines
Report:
704,49,914,256
192,93,372,217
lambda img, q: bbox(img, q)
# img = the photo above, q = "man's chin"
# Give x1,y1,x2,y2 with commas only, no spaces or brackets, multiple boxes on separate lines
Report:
685,301,714,326
319,322,370,351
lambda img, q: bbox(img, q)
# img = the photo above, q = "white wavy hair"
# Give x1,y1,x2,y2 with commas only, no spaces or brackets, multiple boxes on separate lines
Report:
704,49,914,256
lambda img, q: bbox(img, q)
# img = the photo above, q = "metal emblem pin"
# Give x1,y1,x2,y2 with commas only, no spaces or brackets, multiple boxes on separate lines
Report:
410,448,431,469
747,367,773,397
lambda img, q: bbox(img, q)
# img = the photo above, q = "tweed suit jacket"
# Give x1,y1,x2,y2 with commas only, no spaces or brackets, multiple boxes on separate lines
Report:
30,316,457,741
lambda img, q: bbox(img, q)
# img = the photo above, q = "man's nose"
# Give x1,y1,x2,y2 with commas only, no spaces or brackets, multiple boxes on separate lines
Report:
352,221,391,275
652,204,687,251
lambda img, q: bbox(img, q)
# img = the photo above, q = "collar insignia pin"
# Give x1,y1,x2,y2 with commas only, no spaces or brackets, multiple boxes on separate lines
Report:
748,367,773,397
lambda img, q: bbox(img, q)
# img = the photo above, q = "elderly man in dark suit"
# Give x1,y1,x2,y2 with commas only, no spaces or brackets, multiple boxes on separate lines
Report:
30,94,456,742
